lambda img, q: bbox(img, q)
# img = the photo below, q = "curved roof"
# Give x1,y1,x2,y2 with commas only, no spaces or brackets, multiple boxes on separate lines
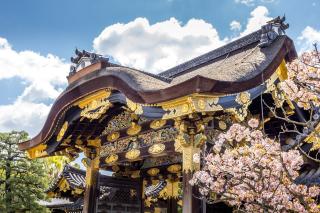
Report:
18,30,297,152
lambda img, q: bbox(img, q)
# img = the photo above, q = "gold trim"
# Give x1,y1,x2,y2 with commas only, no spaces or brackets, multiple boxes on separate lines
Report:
160,94,223,119
148,143,166,155
26,144,47,159
76,89,111,108
57,121,68,142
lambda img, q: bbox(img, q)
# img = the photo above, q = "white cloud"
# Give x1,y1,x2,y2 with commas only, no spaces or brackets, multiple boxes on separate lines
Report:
0,37,69,136
235,0,255,6
0,38,69,102
235,0,275,6
230,20,242,31
0,100,51,137
240,6,272,36
298,26,320,52
93,17,226,73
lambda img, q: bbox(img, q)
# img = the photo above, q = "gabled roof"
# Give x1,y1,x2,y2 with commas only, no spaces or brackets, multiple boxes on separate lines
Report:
18,24,297,153
46,165,86,193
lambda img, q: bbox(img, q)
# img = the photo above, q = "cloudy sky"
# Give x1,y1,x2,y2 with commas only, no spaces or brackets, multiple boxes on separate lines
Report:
0,0,320,137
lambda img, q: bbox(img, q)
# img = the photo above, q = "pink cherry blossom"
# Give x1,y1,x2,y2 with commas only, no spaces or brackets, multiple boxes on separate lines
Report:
190,119,320,213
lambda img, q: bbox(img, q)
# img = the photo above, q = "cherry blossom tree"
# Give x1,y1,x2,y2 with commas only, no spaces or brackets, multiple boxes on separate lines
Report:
190,119,320,212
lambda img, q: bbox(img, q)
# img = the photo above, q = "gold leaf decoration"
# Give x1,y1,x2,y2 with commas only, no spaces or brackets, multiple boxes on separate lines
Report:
105,154,118,164
235,92,251,105
57,121,68,142
125,149,140,160
218,120,227,130
80,99,112,120
107,132,120,142
147,168,160,176
148,143,166,155
127,122,141,136
126,98,143,115
150,120,166,130
167,164,182,173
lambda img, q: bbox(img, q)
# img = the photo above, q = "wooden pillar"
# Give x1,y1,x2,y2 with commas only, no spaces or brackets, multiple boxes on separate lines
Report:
182,172,200,213
83,148,100,213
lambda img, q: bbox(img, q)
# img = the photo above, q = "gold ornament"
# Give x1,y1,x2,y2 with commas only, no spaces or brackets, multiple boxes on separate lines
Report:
126,98,143,115
147,168,160,176
107,132,120,142
125,149,140,160
235,92,251,105
127,122,142,136
105,154,118,164
197,99,206,110
150,120,166,130
181,103,189,113
167,164,182,173
57,121,68,142
148,143,166,155
218,121,227,130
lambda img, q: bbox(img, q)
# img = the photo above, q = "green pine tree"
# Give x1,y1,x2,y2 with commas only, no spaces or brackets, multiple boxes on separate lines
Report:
0,131,49,213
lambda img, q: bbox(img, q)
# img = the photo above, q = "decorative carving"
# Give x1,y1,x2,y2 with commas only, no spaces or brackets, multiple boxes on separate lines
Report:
103,111,132,135
127,122,142,136
57,121,68,142
235,92,251,105
148,143,166,155
142,155,182,169
167,164,182,174
150,120,167,130
194,133,207,148
126,98,143,115
76,90,112,120
259,15,289,48
100,128,177,157
125,149,140,160
107,132,120,142
105,154,118,164
80,99,112,120
69,49,109,75
87,139,101,148
158,180,180,199
160,94,223,119
218,120,227,130
26,144,47,159
147,168,160,176
227,107,248,121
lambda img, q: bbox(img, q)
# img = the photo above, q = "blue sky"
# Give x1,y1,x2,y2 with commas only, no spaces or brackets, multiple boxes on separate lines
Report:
0,0,320,137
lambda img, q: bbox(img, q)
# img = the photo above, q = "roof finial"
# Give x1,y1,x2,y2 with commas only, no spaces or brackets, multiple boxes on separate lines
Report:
259,15,289,48
69,49,109,76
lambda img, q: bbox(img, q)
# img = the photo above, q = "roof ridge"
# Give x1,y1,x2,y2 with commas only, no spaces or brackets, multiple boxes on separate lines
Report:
159,29,262,78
